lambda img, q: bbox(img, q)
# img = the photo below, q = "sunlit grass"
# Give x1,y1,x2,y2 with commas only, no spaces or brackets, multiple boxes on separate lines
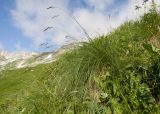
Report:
15,11,160,114
0,64,49,113
1,8,160,114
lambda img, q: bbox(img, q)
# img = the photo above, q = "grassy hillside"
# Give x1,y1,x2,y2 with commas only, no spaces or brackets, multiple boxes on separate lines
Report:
21,12,160,114
0,64,49,113
1,11,160,113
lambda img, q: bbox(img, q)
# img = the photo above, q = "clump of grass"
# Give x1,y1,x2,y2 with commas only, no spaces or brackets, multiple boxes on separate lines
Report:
20,11,160,114
19,9,160,114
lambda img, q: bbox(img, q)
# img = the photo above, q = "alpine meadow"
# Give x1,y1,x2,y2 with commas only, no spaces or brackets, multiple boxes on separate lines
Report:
1,0,160,114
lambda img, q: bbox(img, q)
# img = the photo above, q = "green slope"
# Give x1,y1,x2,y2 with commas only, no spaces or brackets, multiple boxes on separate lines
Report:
0,64,49,113
1,11,160,114
21,12,160,114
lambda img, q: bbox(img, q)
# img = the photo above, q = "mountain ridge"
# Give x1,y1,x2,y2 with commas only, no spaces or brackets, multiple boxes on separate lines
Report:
0,43,79,70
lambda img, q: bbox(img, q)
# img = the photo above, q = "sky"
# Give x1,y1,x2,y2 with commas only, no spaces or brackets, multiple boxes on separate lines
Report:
0,0,160,52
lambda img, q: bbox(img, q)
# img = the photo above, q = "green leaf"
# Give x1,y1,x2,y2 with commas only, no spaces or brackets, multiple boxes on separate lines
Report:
143,43,160,54
151,45,160,53
100,92,108,99
143,43,154,53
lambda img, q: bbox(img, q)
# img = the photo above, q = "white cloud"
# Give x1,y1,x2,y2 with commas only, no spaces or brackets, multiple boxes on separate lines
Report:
15,41,27,52
86,0,115,11
11,0,160,50
0,42,4,50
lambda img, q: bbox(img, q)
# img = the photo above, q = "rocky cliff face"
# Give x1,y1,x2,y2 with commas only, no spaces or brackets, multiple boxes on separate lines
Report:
0,51,56,70
0,43,79,70
0,51,52,70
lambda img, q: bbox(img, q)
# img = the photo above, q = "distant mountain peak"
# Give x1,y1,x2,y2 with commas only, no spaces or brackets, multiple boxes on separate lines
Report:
0,43,79,70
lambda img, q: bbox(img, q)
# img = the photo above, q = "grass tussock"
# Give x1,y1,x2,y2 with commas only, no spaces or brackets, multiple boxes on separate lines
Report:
16,11,160,114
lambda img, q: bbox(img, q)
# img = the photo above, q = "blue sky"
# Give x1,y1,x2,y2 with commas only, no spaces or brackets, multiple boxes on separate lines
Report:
0,0,33,51
0,0,156,52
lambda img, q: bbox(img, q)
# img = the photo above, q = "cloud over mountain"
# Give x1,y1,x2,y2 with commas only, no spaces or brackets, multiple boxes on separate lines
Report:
11,0,159,50
0,42,4,50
